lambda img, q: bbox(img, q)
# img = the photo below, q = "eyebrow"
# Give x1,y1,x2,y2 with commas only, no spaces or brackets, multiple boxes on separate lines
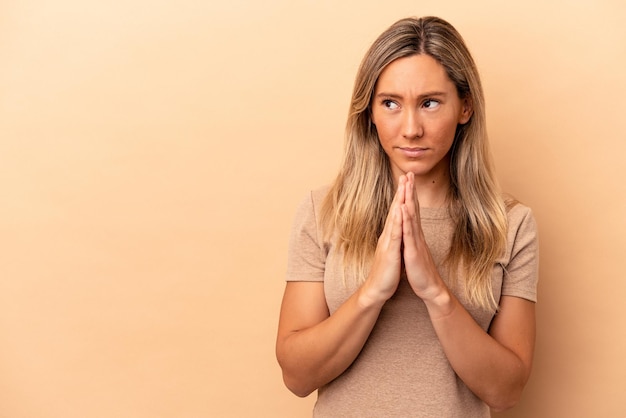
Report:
374,91,447,100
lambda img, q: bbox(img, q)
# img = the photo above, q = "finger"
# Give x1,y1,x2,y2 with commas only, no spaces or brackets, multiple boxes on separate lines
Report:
401,204,418,258
379,206,403,257
395,175,406,207
382,176,406,234
401,204,413,240
377,198,401,254
409,172,420,216
389,206,403,247
403,173,419,229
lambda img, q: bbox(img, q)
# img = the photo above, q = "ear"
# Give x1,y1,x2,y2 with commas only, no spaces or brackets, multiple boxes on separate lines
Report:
369,107,376,127
459,97,473,125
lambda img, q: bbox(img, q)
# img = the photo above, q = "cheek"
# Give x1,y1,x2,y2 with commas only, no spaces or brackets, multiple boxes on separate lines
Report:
375,124,396,150
374,129,395,158
437,116,461,141
372,115,398,139
371,114,386,137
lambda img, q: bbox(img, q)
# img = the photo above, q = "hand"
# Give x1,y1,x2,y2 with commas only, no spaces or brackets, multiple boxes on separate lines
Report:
360,176,406,306
401,172,446,301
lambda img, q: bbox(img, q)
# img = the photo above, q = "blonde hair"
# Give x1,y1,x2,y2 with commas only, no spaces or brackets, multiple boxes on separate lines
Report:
320,16,509,312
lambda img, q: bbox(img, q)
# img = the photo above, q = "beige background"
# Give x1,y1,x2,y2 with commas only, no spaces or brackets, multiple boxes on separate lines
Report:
1,0,625,417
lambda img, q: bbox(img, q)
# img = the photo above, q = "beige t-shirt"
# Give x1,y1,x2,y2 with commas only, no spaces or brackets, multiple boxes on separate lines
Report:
286,187,539,418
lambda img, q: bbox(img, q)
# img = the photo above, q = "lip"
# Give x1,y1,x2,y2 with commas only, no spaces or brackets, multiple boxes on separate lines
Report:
398,147,428,158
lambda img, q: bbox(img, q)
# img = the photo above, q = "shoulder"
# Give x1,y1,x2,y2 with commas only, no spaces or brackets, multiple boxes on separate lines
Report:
294,185,330,220
286,186,333,282
499,197,539,301
310,185,331,208
504,198,537,238
292,185,331,231
501,197,539,266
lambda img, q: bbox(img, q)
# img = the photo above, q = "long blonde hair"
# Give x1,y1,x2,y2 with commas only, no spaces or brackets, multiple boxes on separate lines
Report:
320,16,509,311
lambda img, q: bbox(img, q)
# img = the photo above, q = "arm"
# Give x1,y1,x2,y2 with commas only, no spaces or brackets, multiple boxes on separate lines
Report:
276,181,408,397
423,293,535,412
276,281,385,397
400,173,536,411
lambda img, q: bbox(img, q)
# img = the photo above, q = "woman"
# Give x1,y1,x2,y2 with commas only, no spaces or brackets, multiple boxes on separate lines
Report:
276,16,538,417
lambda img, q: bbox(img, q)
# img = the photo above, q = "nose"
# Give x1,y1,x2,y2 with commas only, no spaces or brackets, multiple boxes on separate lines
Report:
402,109,423,139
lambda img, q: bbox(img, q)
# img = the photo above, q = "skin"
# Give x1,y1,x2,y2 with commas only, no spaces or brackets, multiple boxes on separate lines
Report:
276,54,535,412
371,54,470,206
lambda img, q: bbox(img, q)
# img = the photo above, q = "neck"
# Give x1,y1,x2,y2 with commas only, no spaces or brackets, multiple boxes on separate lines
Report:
392,161,452,208
412,172,451,208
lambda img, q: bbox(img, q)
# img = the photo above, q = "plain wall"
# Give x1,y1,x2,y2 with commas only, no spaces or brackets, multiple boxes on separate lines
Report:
1,0,625,417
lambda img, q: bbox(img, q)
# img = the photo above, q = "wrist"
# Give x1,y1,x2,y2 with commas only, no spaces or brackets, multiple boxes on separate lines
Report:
422,285,456,319
356,281,389,311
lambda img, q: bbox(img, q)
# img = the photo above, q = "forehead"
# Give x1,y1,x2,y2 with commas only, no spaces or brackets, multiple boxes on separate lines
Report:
375,54,455,94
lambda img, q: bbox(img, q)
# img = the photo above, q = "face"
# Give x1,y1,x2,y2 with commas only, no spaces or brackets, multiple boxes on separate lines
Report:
371,54,472,184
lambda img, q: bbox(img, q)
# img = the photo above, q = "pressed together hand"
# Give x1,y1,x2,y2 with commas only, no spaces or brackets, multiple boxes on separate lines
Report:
363,172,447,307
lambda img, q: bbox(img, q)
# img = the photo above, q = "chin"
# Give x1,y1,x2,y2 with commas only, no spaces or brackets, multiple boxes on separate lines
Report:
399,165,433,178
397,159,448,179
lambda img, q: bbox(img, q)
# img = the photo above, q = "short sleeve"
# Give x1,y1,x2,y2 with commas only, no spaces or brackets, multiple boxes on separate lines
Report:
501,205,539,302
285,191,327,282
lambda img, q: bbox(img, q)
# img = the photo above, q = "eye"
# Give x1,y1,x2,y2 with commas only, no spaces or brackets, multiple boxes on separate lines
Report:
382,99,399,110
423,99,440,109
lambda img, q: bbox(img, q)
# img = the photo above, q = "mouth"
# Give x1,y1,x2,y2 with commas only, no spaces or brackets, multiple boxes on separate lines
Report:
398,147,428,158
